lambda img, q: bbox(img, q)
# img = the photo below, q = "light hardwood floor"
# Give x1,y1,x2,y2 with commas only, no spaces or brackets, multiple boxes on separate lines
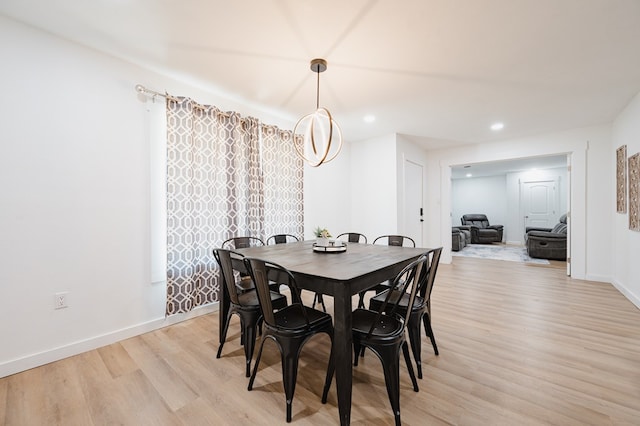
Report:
2,257,639,425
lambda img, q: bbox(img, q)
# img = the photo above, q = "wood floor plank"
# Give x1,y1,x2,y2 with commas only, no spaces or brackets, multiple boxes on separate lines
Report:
2,256,640,425
4,367,46,426
119,335,199,412
97,341,138,378
73,350,140,425
0,373,7,424
40,357,94,425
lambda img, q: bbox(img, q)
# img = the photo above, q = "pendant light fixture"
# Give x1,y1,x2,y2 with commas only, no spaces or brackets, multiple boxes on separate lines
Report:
293,58,343,167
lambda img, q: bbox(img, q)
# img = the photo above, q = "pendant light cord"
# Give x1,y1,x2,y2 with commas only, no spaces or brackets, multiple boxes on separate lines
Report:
315,67,320,109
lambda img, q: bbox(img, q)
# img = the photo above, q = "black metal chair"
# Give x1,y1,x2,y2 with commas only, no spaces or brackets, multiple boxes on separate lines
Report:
244,257,334,423
266,233,300,245
213,248,287,377
369,247,443,379
221,237,266,292
266,233,325,311
323,254,425,426
336,232,368,244
357,234,417,308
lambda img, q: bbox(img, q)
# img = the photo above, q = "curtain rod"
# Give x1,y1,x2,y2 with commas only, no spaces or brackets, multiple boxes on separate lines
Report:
135,84,265,124
135,84,171,101
135,84,213,111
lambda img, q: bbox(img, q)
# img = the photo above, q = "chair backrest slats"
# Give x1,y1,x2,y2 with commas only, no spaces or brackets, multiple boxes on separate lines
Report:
223,236,265,249
267,234,300,245
244,257,308,327
420,247,443,301
244,258,277,325
373,234,416,247
337,232,367,244
212,248,244,306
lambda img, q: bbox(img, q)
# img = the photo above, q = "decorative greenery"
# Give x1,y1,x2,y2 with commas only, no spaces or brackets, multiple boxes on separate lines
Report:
314,226,332,238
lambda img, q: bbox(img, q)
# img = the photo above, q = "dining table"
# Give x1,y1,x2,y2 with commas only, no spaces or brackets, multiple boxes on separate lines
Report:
229,239,428,425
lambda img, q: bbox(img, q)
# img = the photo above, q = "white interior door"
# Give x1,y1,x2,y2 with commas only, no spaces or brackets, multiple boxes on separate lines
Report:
521,179,558,233
404,160,423,247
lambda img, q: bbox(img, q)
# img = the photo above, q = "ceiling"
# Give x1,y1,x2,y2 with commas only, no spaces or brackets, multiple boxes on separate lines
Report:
2,0,640,150
450,154,567,179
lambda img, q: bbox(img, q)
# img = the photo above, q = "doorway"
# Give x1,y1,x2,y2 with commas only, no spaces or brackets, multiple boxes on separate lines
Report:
450,154,569,262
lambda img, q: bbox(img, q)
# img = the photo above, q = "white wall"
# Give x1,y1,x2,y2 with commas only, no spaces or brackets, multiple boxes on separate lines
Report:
611,91,640,309
304,133,433,246
0,16,295,377
426,125,612,282
303,144,351,240
349,134,398,240
452,175,508,236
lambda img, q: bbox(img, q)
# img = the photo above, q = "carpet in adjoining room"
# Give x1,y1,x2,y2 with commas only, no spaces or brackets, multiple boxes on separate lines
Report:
452,244,550,264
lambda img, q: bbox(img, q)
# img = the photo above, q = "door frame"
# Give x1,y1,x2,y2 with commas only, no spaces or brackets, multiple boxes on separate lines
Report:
402,158,424,247
439,148,585,279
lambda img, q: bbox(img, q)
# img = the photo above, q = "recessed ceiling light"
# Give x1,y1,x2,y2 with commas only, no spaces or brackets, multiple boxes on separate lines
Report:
363,115,376,123
466,173,473,178
490,122,504,131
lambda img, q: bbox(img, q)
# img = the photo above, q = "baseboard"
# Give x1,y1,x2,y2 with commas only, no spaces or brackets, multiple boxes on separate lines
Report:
610,278,640,310
0,303,218,379
584,273,611,283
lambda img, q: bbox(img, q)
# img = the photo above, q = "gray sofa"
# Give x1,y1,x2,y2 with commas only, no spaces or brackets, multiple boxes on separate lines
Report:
525,214,567,260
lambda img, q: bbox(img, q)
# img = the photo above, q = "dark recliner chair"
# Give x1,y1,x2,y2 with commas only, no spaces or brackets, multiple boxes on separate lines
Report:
460,214,504,244
525,214,567,260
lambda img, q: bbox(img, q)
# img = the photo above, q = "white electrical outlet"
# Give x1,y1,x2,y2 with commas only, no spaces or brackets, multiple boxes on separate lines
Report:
54,292,69,309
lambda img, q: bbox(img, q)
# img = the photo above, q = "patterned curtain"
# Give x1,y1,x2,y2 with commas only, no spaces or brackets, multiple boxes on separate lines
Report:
261,125,304,237
165,97,303,315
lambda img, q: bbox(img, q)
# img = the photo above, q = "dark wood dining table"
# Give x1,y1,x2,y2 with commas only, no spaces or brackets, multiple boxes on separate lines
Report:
229,240,427,425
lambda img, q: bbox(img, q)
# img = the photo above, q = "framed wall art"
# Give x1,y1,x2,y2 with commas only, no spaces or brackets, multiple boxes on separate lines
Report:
616,145,627,213
629,152,640,231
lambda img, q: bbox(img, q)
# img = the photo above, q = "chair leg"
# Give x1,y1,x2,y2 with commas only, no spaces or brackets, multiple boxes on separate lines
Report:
312,293,327,312
216,310,234,358
243,322,259,378
353,342,361,366
377,344,403,426
401,341,419,392
407,315,423,379
322,345,335,404
281,339,304,423
248,336,267,391
423,314,439,356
